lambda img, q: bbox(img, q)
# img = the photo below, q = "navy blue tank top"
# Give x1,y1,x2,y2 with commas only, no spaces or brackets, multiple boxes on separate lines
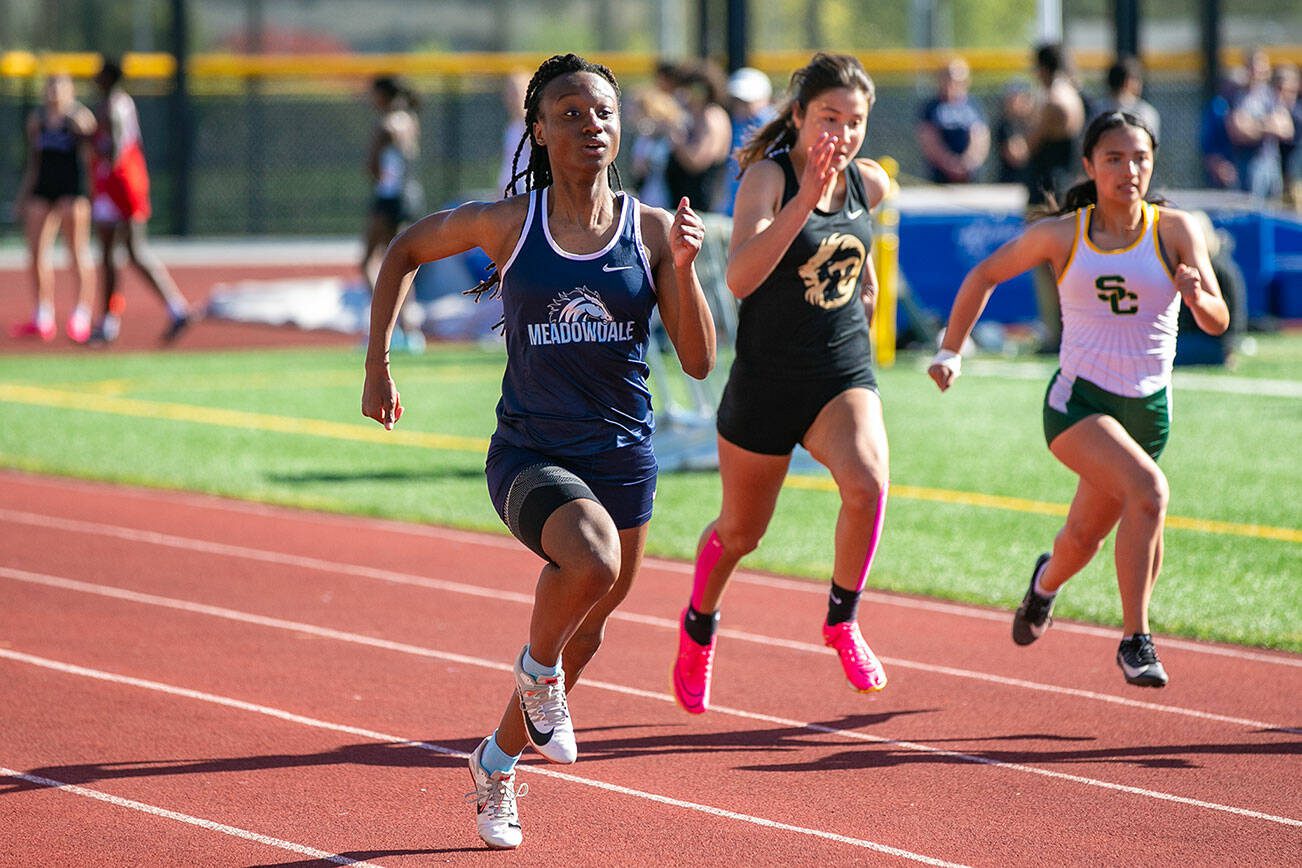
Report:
733,152,875,380
493,188,658,457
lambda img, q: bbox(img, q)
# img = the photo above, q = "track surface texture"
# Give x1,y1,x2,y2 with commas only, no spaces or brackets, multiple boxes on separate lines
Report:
0,247,356,354
1,470,1299,866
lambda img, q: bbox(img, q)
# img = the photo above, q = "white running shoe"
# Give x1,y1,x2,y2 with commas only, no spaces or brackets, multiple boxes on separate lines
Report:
466,737,526,850
513,646,577,764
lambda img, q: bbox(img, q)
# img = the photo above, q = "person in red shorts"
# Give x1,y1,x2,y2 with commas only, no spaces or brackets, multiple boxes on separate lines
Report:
89,58,191,344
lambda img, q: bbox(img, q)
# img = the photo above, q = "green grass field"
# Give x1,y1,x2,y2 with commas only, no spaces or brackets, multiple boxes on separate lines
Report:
1,336,1298,651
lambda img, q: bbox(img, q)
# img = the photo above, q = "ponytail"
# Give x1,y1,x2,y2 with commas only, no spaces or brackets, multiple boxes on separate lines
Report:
733,52,874,179
735,108,798,174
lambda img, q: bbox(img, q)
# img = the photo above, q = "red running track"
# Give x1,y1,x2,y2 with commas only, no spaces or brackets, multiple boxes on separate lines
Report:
0,261,356,354
1,470,1299,866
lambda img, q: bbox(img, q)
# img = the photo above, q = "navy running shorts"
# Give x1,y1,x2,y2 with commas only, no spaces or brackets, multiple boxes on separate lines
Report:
485,439,657,561
716,366,879,456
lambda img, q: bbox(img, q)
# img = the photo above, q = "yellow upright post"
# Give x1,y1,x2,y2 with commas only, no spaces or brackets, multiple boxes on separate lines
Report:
871,156,900,368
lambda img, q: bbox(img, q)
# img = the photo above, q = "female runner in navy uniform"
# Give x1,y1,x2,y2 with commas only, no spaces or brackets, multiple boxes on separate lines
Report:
928,112,1229,687
672,53,892,715
362,53,715,850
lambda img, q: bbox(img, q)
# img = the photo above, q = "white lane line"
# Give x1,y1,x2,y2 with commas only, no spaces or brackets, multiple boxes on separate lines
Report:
2,572,1299,829
0,765,382,867
3,502,1297,669
0,650,963,866
1,511,1296,730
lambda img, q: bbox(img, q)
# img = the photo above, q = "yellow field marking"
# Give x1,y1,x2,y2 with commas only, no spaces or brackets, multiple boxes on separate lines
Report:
0,383,488,453
783,475,1302,544
46,363,502,398
3,382,1298,544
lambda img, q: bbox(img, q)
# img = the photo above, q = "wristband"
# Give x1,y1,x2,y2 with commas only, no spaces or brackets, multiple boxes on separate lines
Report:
930,348,962,377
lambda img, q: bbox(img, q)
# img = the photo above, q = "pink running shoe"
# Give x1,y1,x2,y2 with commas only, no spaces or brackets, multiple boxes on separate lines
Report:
672,608,716,714
11,319,55,341
66,314,91,344
822,621,887,693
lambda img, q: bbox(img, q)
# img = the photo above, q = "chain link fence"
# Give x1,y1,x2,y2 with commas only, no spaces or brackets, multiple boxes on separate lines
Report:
0,61,1258,238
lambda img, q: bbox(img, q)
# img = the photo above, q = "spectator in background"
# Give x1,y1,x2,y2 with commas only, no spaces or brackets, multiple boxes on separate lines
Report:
718,66,776,215
1026,42,1086,353
665,60,732,212
994,79,1034,185
1228,48,1294,200
1199,66,1246,189
629,83,683,209
11,73,97,343
1272,63,1300,209
89,58,191,345
1027,43,1086,208
917,57,989,184
1095,56,1161,142
361,75,424,352
497,70,532,197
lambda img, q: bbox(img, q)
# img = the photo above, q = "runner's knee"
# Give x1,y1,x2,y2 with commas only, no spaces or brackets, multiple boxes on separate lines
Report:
837,467,887,515
549,514,621,601
1126,466,1169,521
715,520,764,560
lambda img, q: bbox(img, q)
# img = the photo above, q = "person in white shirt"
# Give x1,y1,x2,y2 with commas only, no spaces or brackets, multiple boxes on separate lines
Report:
928,111,1229,689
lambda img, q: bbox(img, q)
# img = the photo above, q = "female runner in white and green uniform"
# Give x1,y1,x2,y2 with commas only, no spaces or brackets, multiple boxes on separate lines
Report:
928,111,1229,688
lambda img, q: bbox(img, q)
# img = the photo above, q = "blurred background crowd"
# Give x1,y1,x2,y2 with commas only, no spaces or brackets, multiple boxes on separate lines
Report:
0,0,1298,237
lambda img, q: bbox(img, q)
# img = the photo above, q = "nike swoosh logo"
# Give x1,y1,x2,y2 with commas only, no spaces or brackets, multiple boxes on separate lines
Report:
686,611,697,621
846,208,864,219
1117,657,1149,678
519,696,554,746
602,263,634,272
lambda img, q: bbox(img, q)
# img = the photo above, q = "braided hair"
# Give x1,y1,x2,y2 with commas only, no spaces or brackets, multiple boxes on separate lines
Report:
502,52,624,197
470,54,625,314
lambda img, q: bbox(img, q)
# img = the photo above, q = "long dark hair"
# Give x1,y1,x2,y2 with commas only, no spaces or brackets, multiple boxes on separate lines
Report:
734,53,875,175
1053,110,1163,214
471,54,624,315
502,52,623,197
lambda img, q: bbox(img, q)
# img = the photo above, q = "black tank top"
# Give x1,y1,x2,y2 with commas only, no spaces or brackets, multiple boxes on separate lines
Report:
733,152,875,380
32,109,85,200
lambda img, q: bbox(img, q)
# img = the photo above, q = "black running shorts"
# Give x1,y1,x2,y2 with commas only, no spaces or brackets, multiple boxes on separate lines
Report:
716,366,878,456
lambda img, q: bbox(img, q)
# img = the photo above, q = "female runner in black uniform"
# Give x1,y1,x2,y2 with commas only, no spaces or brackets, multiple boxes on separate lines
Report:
12,73,97,343
672,53,892,714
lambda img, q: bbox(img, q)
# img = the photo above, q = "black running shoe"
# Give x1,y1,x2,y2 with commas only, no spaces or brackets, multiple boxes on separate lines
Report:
1012,553,1055,646
1116,634,1169,687
161,311,193,344
86,322,117,346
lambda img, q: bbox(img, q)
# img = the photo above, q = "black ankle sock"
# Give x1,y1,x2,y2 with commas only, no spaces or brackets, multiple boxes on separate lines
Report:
826,583,863,625
683,603,719,645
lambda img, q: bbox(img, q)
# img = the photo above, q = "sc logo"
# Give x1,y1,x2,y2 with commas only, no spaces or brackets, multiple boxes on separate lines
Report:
1095,274,1139,315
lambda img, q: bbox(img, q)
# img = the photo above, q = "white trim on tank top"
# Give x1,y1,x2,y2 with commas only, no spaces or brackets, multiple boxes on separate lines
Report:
540,187,630,260
497,188,538,282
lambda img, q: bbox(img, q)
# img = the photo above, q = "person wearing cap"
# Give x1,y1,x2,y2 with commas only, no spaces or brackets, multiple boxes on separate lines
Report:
719,67,777,216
